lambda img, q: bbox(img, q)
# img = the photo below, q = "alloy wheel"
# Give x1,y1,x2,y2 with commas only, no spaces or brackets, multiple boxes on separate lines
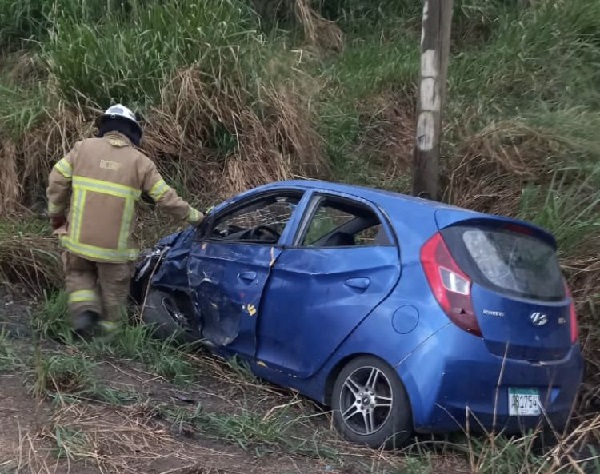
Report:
338,366,394,436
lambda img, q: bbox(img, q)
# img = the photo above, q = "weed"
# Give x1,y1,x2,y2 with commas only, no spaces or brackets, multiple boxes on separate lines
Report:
159,402,340,459
35,290,71,344
0,328,21,372
42,0,263,106
34,292,196,385
226,355,260,383
0,219,61,292
86,324,196,385
0,82,50,138
520,170,600,256
466,433,545,474
52,424,93,461
150,349,196,386
33,352,136,404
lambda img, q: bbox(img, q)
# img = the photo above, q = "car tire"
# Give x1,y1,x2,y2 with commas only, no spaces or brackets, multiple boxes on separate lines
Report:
141,290,200,345
331,356,413,449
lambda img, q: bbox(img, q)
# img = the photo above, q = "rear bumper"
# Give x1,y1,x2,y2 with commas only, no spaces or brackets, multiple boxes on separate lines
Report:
400,324,584,434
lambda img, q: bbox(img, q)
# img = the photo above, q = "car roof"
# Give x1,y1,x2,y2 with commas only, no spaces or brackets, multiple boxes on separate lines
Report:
257,179,468,212
215,179,556,247
254,180,557,245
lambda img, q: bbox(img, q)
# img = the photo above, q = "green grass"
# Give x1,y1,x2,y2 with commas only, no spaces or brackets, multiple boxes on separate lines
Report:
35,290,72,344
0,329,22,372
316,26,418,184
158,402,340,460
85,324,196,385
0,0,135,48
51,424,94,461
519,169,600,256
36,290,196,384
448,0,600,117
42,0,264,107
226,355,260,383
0,82,51,138
34,352,137,404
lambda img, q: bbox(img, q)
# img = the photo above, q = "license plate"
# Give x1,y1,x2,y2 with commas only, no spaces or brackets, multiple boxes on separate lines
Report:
508,388,541,416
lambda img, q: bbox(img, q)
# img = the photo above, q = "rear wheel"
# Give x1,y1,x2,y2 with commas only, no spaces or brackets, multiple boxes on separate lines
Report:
141,289,200,344
331,356,413,449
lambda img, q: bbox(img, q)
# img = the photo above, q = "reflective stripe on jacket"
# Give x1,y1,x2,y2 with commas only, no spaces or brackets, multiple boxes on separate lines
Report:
46,132,202,263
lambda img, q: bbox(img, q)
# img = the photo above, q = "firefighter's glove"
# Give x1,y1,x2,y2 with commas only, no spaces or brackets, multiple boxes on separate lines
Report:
188,208,204,225
50,215,67,230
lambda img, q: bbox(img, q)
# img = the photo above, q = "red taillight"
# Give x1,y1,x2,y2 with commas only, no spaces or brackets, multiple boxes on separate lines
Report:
420,232,482,337
565,283,579,344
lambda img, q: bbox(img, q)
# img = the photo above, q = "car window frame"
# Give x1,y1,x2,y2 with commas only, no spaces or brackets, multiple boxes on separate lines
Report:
291,193,396,249
196,189,306,246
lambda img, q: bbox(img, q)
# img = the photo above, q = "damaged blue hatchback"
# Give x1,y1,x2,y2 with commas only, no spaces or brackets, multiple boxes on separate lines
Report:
130,180,584,448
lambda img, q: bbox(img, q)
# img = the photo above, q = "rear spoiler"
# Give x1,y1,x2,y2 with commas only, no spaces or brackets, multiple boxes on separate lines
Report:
434,209,557,249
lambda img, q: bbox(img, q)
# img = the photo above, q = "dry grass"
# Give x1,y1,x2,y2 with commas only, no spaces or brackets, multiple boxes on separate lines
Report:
15,388,599,474
17,403,234,474
146,67,327,200
444,120,558,213
354,93,416,190
0,219,62,291
293,0,344,52
0,104,93,216
1,64,328,214
0,139,21,215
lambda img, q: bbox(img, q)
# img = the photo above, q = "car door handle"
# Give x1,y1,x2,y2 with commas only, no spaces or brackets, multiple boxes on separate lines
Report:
238,271,257,282
344,277,371,291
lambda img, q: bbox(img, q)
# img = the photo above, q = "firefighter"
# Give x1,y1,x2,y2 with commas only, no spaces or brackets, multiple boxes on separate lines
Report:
46,104,203,337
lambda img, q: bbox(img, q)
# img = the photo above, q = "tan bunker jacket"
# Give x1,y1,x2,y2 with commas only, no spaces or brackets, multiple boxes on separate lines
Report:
47,132,202,263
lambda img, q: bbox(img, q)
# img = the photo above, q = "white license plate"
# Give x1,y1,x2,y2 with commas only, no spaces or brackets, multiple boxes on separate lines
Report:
508,388,541,416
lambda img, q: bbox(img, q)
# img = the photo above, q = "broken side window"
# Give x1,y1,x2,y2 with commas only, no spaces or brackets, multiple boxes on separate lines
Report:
209,192,303,244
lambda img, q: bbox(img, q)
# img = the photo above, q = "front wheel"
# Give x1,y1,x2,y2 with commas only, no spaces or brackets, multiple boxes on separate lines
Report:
331,356,413,449
141,289,200,344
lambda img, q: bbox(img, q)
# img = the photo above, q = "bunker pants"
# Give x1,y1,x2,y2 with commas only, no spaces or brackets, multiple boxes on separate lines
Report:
63,252,133,329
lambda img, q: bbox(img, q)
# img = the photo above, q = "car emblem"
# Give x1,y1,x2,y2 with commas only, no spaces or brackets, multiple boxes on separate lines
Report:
530,312,548,326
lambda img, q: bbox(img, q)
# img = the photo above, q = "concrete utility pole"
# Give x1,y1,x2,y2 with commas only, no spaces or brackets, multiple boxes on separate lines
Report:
412,0,454,201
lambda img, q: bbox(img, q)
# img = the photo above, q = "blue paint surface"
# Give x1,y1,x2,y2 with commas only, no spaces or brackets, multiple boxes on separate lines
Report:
133,179,584,435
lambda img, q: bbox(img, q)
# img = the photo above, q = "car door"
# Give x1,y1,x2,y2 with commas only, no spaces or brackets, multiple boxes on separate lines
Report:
188,189,308,358
255,192,401,378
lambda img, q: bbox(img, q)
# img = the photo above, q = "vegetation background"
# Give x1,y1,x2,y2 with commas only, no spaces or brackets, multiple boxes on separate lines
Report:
0,0,599,472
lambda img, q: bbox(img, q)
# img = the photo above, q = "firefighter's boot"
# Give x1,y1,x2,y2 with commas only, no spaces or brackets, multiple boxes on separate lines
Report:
73,310,100,339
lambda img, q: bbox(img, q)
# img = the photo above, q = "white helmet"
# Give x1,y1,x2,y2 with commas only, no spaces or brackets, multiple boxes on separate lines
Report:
96,103,142,134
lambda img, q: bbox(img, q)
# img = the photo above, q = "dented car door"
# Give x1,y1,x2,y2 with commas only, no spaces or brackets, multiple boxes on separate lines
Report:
187,190,307,357
256,192,401,378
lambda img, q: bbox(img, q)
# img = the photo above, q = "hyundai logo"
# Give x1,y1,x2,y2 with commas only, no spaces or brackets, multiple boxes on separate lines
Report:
530,312,548,326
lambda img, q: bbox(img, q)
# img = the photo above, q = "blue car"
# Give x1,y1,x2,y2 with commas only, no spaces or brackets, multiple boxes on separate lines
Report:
131,179,584,448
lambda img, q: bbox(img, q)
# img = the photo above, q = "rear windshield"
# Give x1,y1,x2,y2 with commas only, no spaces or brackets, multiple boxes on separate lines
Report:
442,225,565,301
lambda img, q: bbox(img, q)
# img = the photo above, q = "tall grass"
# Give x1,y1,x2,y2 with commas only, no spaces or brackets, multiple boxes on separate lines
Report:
42,0,264,106
0,82,50,138
448,0,600,120
520,169,600,256
0,0,166,48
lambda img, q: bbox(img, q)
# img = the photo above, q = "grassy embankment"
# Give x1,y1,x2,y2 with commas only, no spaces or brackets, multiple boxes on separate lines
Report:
0,1,599,472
